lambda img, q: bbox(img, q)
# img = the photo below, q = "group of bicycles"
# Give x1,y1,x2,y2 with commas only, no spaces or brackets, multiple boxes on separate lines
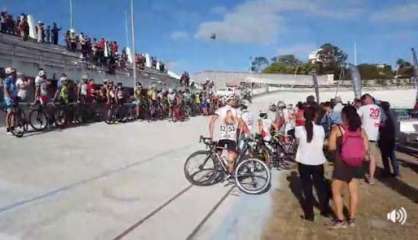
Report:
184,132,297,195
1,101,104,137
1,96,216,137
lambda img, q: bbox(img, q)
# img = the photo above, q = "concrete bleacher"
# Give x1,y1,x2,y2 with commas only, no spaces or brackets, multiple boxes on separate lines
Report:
0,33,179,88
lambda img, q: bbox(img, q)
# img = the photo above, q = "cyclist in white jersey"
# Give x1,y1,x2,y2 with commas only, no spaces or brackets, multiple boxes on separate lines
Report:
240,102,254,134
257,111,273,141
357,93,381,184
209,96,245,174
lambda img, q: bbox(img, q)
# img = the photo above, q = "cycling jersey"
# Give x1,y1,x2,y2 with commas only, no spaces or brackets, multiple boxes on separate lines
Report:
59,85,70,104
35,76,48,96
80,83,88,96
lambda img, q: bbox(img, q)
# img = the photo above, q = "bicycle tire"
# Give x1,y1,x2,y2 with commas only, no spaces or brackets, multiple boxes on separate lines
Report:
234,158,271,194
104,107,115,124
184,150,223,186
29,109,47,131
54,107,67,128
7,111,24,137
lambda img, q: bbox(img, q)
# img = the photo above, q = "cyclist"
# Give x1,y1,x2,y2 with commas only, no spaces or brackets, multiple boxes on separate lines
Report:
58,79,70,105
257,111,273,141
34,69,50,105
134,82,143,117
209,95,245,174
86,79,96,104
78,75,88,103
167,88,176,118
115,82,125,105
53,75,68,102
15,72,29,102
147,85,158,116
3,67,18,135
106,81,116,105
240,102,254,134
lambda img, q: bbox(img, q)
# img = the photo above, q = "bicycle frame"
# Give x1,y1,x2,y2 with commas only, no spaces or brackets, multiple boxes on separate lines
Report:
200,137,253,174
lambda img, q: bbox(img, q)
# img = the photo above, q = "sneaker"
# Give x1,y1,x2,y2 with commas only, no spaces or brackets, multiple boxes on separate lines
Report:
347,218,356,227
365,175,375,185
328,219,347,229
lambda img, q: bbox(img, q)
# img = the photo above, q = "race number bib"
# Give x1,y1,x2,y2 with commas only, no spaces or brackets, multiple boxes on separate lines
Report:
369,107,381,119
220,123,237,141
369,107,381,127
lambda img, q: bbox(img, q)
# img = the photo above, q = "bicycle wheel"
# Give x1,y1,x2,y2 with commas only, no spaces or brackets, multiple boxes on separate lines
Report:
7,111,24,137
54,107,67,127
234,158,271,194
104,107,115,124
29,109,47,131
184,150,223,186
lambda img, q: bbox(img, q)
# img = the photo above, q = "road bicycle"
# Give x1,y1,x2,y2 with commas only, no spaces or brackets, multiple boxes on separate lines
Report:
184,136,271,194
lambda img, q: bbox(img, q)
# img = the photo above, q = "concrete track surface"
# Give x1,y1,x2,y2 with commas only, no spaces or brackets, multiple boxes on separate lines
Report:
0,92,283,240
0,89,416,240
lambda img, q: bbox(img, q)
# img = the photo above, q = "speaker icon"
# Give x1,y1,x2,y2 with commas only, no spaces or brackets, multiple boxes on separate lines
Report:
387,207,407,225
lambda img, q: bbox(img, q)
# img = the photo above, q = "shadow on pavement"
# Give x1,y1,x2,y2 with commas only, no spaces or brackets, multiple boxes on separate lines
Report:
376,166,418,203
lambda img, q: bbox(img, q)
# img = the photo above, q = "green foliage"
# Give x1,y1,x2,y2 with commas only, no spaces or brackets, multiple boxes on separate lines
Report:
274,54,303,66
263,54,315,75
251,57,269,73
319,43,348,66
357,64,394,80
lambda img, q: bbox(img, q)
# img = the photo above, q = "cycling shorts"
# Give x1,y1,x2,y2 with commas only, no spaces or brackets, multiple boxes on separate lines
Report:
38,96,49,105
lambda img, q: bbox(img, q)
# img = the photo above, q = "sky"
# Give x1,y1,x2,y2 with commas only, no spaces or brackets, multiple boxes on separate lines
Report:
2,0,418,74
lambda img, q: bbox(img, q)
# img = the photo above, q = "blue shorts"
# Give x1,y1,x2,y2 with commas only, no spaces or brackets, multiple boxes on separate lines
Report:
4,97,16,108
3,97,16,112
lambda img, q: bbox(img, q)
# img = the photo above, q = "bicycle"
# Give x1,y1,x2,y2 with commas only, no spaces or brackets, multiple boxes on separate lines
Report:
184,136,271,194
28,102,56,131
1,102,28,137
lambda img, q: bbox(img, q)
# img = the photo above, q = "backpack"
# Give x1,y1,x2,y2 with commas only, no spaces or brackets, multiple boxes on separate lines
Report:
339,126,365,167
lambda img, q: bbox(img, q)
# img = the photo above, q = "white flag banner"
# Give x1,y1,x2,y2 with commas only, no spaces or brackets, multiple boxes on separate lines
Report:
104,41,109,57
411,48,418,102
312,73,320,103
349,64,362,99
126,47,133,63
27,15,36,39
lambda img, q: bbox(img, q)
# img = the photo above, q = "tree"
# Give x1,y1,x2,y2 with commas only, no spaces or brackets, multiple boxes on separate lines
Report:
275,54,303,66
263,54,315,75
251,57,269,73
314,43,348,75
396,58,414,78
357,64,394,80
318,43,348,66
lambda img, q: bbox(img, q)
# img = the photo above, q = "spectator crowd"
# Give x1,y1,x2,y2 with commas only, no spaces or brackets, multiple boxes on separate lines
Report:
1,10,167,75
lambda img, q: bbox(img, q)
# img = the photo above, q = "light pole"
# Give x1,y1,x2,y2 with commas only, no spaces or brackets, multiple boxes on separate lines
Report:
69,0,73,30
130,0,137,88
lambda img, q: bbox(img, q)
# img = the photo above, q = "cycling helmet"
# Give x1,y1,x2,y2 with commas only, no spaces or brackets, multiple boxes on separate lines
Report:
259,111,268,119
38,70,46,77
5,67,16,74
240,103,248,111
277,101,286,108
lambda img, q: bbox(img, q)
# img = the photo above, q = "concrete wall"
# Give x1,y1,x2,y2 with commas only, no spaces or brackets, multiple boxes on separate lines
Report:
0,33,179,88
191,71,333,88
